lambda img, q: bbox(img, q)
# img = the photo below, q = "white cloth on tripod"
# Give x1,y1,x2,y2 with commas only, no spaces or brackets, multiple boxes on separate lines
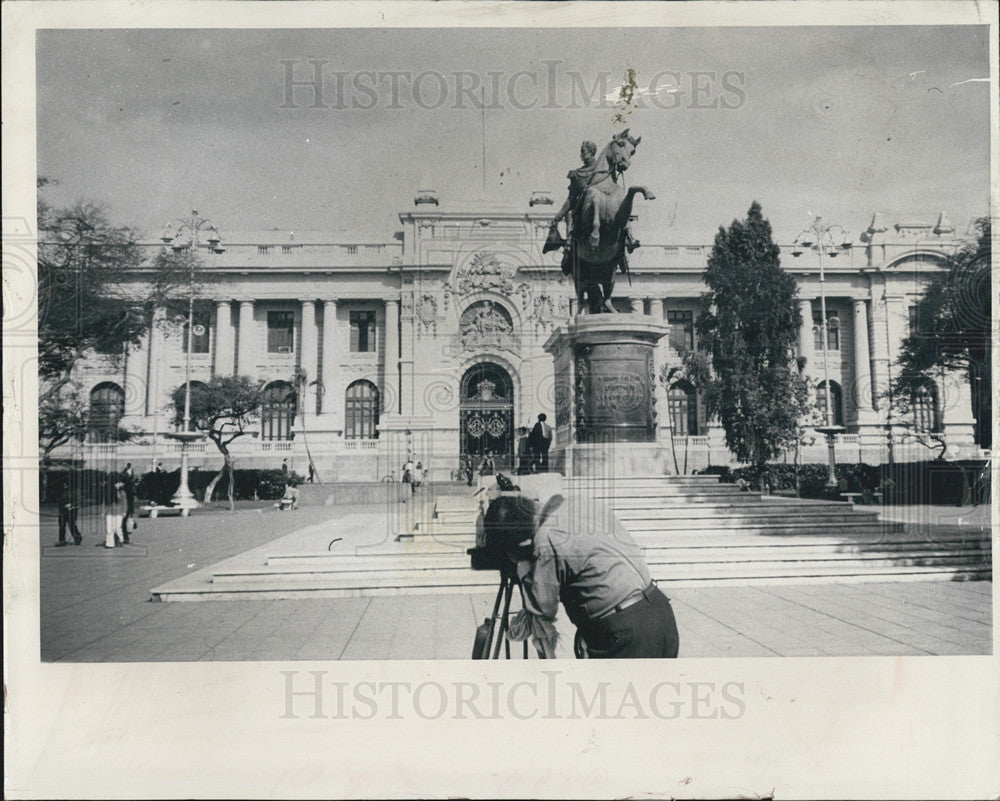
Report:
506,608,558,658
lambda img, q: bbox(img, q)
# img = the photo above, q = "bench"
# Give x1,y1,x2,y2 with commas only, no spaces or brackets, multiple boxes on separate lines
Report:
841,492,882,506
274,497,298,511
139,504,187,518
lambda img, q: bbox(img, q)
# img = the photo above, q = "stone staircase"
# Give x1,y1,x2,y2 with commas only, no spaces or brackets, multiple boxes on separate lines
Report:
150,476,990,600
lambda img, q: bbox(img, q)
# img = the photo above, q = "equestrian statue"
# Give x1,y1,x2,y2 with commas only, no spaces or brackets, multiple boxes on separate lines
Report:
543,130,655,314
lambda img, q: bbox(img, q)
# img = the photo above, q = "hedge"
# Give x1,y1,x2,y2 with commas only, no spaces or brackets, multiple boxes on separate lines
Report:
42,467,306,505
696,460,988,505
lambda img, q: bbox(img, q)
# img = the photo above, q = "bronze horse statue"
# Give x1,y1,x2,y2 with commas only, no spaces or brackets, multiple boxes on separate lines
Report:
544,130,655,314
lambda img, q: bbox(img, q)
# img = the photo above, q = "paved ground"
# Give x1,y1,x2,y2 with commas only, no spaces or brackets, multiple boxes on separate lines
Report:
38,501,993,661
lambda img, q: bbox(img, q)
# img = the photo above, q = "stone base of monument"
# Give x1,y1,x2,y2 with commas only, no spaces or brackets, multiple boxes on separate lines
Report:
544,313,671,478
549,440,675,479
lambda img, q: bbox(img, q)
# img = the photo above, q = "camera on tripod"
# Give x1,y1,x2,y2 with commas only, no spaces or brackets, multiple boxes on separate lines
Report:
468,489,539,659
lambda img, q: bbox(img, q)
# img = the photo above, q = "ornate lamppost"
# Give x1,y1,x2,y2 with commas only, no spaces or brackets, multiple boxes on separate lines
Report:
792,217,852,489
160,211,225,514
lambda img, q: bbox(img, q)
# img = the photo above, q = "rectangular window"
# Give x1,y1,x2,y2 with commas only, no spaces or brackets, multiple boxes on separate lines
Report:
349,310,377,352
667,310,694,351
183,306,211,354
908,305,919,337
813,310,840,351
267,311,294,353
257,246,270,255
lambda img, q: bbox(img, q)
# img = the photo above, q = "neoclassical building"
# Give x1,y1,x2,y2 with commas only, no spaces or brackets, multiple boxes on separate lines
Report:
63,194,982,481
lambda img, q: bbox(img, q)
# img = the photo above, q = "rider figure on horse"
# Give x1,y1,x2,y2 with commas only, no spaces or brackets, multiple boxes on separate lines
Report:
544,131,652,314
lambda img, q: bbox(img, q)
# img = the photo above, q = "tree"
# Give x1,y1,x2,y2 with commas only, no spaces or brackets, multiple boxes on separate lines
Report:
894,217,991,449
292,366,322,483
37,179,191,402
695,202,810,482
170,376,265,509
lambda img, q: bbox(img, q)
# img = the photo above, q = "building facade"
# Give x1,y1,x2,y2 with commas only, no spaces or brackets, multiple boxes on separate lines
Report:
60,195,982,480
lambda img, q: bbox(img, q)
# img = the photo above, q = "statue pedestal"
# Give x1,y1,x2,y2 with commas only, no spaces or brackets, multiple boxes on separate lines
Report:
543,314,673,478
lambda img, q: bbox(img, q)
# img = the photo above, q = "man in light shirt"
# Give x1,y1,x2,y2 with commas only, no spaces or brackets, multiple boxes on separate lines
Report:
483,489,679,658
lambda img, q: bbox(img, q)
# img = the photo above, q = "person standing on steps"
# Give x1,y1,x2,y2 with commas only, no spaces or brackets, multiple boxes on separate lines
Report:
530,414,553,472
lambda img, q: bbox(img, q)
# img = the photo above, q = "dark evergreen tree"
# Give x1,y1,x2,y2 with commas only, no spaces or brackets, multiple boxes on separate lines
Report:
894,217,991,448
696,202,809,479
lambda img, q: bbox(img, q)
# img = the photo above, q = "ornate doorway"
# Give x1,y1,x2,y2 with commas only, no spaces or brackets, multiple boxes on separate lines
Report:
460,363,515,472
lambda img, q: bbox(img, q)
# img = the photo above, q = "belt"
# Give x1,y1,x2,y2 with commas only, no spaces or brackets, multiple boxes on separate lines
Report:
595,591,645,621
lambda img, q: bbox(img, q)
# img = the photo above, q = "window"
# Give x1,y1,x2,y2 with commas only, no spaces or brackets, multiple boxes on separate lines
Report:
182,306,211,354
668,380,698,436
267,311,295,353
345,380,380,439
813,310,840,351
912,381,941,433
814,380,844,427
908,305,920,337
262,381,296,441
350,310,377,352
257,246,271,255
667,310,694,352
88,382,125,442
281,245,301,254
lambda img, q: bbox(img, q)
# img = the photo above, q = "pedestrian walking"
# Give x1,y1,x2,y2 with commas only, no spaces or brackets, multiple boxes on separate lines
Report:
103,475,127,549
56,477,83,547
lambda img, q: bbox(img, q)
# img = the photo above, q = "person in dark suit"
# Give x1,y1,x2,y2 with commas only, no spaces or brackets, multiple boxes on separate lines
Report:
516,427,531,475
56,476,83,547
529,414,553,472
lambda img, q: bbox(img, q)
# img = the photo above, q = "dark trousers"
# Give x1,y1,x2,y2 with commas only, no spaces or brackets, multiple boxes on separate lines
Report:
58,507,82,544
580,585,679,658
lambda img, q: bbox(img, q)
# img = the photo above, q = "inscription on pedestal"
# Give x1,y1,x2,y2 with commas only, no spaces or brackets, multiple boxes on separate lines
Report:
575,341,655,442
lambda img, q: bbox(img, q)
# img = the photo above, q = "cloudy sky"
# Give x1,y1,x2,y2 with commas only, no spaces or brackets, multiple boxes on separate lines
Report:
36,25,991,245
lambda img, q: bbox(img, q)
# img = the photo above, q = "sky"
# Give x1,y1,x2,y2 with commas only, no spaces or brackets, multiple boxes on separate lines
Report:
36,25,992,246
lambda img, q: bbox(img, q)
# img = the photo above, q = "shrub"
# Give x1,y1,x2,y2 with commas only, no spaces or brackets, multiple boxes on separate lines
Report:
135,467,305,503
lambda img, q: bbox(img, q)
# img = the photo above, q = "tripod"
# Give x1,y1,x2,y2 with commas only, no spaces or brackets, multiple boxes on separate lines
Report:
472,569,534,659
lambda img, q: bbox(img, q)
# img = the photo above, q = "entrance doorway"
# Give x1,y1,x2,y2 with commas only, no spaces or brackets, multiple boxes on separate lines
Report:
460,363,514,472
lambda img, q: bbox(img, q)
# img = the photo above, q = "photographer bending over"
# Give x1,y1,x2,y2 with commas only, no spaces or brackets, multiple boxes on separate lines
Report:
484,491,679,659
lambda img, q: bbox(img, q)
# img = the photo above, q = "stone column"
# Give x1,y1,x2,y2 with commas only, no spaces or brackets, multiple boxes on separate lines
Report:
630,297,645,314
798,299,815,371
236,300,256,377
321,300,339,418
852,299,874,414
214,300,234,377
646,298,663,321
384,299,400,416
124,331,149,419
145,305,166,418
300,299,318,415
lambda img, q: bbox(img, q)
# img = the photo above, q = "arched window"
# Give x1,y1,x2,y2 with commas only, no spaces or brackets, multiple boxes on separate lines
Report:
262,381,296,441
88,382,125,442
912,380,941,433
345,380,380,439
815,380,844,427
813,311,840,351
668,380,698,436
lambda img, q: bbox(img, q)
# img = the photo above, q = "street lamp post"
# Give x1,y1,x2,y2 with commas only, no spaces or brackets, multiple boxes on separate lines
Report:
160,211,224,515
792,217,852,490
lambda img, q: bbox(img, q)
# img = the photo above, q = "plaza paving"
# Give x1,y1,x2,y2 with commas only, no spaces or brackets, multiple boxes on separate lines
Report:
38,500,993,661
